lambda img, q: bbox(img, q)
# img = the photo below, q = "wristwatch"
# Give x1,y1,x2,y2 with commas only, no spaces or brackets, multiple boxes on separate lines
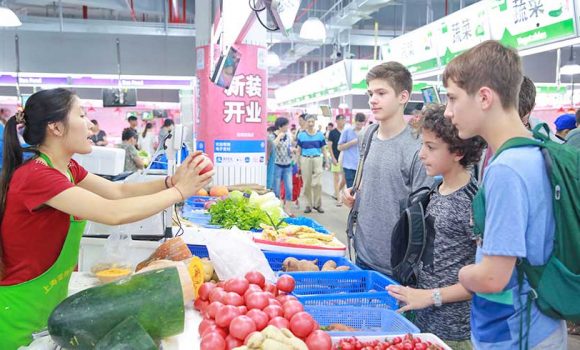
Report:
432,289,442,307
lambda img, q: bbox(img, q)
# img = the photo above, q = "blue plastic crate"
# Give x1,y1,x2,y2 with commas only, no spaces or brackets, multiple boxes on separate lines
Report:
297,291,398,310
286,271,398,296
305,306,418,336
263,251,360,272
185,196,217,208
283,217,330,234
188,244,209,258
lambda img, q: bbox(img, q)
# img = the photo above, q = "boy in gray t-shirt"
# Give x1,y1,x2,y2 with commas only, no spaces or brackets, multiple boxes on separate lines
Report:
343,62,431,276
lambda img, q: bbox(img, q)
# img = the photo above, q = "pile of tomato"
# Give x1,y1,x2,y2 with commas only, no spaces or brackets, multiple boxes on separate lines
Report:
334,334,444,350
194,271,332,350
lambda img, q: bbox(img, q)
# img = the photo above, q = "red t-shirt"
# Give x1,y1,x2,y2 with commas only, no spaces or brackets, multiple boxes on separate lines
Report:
0,158,88,285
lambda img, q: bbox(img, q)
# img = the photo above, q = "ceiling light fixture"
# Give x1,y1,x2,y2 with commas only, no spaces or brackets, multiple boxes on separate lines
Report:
560,46,580,75
0,6,22,27
299,17,326,41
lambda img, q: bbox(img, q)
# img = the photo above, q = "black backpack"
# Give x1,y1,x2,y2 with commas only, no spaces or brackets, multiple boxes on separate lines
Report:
391,180,478,286
390,182,439,286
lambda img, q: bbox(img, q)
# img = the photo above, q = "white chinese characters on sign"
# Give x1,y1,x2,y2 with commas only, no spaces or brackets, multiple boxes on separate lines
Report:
223,74,264,124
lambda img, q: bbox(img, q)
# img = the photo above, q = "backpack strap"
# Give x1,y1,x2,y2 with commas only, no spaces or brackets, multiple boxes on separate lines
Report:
346,123,379,259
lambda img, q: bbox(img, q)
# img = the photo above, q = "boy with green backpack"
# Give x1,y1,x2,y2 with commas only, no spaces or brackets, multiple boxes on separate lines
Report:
444,40,579,349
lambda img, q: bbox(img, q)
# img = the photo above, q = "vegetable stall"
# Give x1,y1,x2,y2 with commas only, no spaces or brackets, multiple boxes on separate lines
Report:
30,186,452,350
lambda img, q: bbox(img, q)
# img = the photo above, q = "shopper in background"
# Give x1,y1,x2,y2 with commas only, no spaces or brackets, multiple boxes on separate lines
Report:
0,88,214,349
0,108,9,126
266,125,277,190
342,62,431,276
89,119,108,146
444,41,566,349
118,128,145,172
338,112,366,188
554,113,577,143
271,118,293,213
139,122,155,157
325,122,334,139
127,115,138,134
518,76,536,130
158,118,174,147
327,115,346,206
387,104,485,350
297,114,326,214
566,110,580,148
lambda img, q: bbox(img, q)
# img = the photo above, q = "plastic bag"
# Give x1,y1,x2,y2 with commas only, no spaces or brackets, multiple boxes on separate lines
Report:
90,226,134,274
205,227,275,282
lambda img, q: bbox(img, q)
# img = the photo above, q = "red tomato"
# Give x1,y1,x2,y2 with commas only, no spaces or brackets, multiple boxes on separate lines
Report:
245,292,269,310
215,305,241,328
200,332,225,350
224,277,250,295
263,282,278,296
282,300,304,320
237,305,248,315
207,301,224,319
268,316,290,329
263,305,284,319
194,154,214,175
194,299,209,313
244,285,262,300
209,287,226,303
414,343,427,350
277,294,298,304
268,298,282,307
289,311,315,338
402,342,413,350
198,318,216,335
305,330,332,350
229,315,257,340
245,271,266,288
392,337,402,345
225,334,243,350
198,282,216,302
200,324,227,339
276,274,296,293
223,292,245,306
245,309,269,331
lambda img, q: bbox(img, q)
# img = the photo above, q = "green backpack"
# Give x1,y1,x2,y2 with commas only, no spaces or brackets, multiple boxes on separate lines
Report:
472,123,580,326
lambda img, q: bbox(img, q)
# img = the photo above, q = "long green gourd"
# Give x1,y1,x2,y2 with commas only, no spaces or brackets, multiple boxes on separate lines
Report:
48,267,185,349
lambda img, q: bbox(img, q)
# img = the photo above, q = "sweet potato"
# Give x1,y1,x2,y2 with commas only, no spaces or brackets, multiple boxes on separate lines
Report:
321,260,337,271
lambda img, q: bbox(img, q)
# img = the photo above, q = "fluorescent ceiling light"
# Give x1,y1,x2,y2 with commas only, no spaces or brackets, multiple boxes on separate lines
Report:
0,7,22,27
299,17,326,41
267,52,281,67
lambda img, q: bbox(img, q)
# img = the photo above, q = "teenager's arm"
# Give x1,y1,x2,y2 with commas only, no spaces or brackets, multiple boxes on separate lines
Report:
459,256,516,294
386,283,472,313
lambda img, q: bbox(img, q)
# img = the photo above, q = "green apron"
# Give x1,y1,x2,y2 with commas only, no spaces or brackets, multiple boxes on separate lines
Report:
0,153,87,349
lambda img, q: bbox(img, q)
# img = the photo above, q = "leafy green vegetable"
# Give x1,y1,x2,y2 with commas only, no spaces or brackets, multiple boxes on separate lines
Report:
208,197,285,231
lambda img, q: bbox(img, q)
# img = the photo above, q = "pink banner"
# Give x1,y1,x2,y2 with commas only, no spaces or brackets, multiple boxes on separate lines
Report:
195,44,267,159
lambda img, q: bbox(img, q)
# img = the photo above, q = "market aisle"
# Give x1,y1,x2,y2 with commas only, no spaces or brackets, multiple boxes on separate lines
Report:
289,192,580,350
286,192,351,245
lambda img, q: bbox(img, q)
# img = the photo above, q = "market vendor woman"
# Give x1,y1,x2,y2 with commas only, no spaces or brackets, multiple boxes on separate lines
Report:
0,88,214,349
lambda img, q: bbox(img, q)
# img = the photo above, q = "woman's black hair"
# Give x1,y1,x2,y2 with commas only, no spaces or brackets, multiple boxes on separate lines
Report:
274,117,289,130
0,88,76,278
142,122,153,138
